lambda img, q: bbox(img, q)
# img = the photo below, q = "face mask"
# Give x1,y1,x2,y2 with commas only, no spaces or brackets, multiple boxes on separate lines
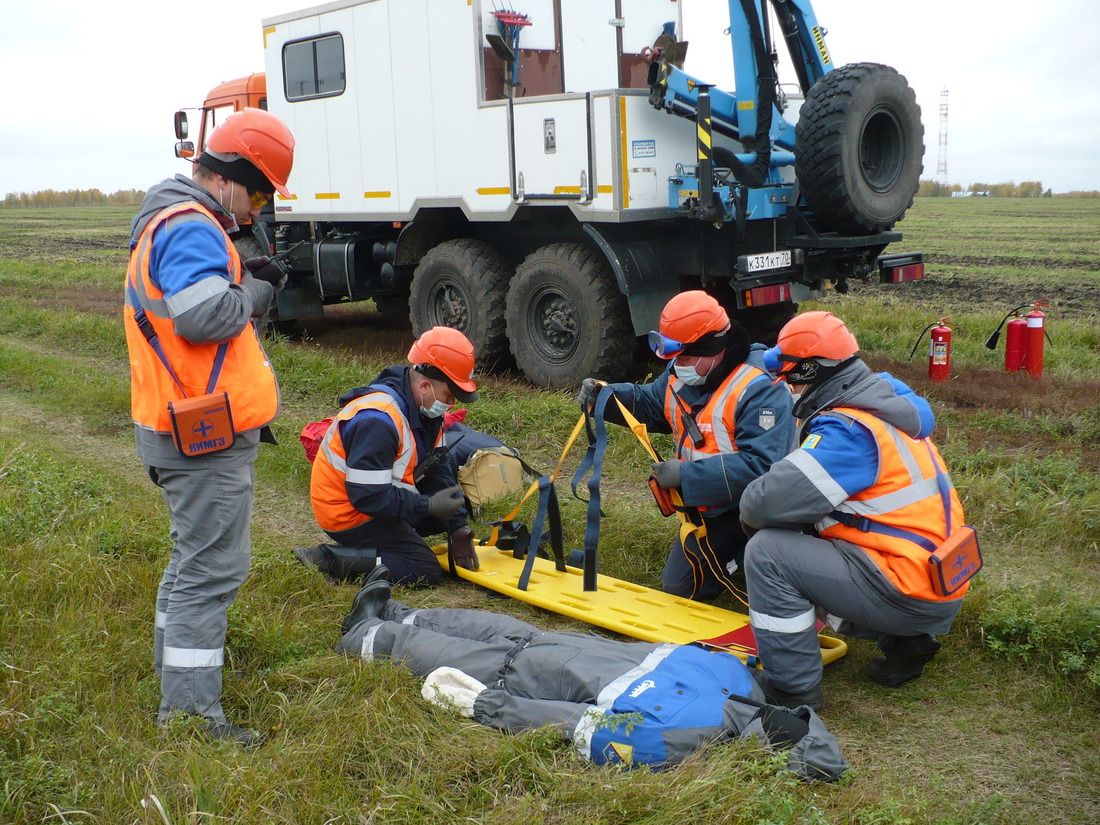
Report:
673,362,707,386
419,385,450,419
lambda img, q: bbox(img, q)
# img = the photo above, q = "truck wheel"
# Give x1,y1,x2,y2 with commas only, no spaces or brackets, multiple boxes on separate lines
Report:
506,243,633,388
796,63,923,234
410,239,511,370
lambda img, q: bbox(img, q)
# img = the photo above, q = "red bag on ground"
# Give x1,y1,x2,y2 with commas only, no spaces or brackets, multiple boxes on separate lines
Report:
299,418,333,463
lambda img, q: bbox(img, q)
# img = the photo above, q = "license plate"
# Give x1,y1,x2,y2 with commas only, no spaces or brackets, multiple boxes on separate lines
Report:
743,250,792,272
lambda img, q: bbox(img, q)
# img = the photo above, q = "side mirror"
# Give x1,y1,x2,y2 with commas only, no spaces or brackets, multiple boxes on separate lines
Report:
173,111,189,140
174,141,195,159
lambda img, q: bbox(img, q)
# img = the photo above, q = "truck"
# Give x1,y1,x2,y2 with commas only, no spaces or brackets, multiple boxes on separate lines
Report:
173,0,926,388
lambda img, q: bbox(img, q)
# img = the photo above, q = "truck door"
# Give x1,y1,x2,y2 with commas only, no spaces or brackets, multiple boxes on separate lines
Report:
508,0,619,202
510,95,592,201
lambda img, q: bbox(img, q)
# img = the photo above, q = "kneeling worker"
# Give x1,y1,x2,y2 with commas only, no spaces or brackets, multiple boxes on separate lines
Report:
578,291,794,600
741,311,971,710
305,327,481,584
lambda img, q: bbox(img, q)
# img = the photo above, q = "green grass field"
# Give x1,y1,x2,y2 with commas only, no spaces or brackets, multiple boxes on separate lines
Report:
0,199,1097,824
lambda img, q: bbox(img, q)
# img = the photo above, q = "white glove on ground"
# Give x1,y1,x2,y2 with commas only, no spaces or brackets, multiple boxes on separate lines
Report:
421,666,488,718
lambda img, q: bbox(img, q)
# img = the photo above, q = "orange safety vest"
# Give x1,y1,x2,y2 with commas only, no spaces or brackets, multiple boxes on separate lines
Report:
124,202,279,434
664,361,764,460
817,407,967,601
310,390,443,533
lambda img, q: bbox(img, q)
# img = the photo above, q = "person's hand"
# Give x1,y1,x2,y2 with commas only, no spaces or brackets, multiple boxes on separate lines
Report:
243,256,290,291
448,526,480,571
651,460,682,489
239,273,274,317
427,485,465,518
577,377,604,411
421,666,487,717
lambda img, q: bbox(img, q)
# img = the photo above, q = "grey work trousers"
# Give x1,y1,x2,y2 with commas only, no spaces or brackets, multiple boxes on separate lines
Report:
149,460,254,724
744,528,962,695
342,604,675,739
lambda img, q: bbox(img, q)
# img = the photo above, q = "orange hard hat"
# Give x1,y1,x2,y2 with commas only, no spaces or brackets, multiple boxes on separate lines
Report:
408,327,479,401
651,291,730,359
206,108,295,197
770,311,860,382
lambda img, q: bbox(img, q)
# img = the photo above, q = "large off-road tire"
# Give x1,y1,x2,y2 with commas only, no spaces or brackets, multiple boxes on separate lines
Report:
505,243,633,388
409,239,511,371
796,63,924,234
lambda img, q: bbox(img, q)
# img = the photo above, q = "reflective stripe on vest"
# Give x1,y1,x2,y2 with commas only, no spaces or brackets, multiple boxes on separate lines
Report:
664,362,764,461
124,202,279,433
816,408,966,601
311,391,437,533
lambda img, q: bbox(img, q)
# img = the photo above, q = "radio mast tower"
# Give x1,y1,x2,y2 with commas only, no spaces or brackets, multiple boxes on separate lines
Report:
936,88,949,186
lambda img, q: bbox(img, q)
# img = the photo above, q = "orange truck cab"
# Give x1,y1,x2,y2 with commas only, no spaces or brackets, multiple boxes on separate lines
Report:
174,73,267,159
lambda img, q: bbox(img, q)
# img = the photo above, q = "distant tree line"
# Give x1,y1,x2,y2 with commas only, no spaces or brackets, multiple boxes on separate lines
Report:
918,180,1099,198
1,189,146,209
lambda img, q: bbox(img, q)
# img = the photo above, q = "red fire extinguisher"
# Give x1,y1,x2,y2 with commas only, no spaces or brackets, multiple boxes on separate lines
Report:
1022,301,1047,378
909,316,952,382
1004,313,1027,372
985,301,1050,377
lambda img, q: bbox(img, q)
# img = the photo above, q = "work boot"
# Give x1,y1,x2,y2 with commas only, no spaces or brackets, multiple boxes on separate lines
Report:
867,634,941,687
293,544,330,573
763,684,824,712
342,579,392,635
204,720,265,749
362,563,392,586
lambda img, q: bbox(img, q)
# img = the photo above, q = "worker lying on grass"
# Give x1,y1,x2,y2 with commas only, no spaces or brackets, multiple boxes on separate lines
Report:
577,291,794,602
296,327,481,585
335,568,848,780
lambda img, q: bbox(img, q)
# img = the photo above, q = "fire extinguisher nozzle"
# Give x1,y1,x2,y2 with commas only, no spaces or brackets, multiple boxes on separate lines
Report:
984,331,1000,350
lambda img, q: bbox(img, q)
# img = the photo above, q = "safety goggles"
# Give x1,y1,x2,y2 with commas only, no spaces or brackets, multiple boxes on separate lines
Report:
763,345,818,385
649,329,728,360
648,330,686,359
248,188,271,210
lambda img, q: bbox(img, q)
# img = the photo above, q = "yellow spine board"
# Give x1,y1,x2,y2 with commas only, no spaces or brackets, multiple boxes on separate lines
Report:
434,543,846,666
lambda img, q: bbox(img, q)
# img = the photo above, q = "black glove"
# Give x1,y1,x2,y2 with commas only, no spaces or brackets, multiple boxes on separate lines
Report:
577,377,603,410
427,485,465,519
448,526,480,571
651,460,682,489
243,256,289,291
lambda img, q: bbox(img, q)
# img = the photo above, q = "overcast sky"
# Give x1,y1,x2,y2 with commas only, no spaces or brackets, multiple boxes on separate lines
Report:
2,0,1097,197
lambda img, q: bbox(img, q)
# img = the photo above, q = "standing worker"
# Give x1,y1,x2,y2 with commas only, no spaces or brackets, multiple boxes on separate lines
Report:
577,291,794,600
303,327,482,585
741,311,970,710
124,108,295,746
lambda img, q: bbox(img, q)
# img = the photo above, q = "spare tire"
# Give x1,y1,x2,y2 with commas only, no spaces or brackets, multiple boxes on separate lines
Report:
795,63,923,234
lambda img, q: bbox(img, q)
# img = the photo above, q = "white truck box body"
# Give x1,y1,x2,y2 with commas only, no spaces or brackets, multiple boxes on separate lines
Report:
261,0,704,223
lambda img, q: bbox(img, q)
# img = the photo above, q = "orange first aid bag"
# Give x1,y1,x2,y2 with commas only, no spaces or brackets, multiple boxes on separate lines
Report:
929,525,982,597
168,392,236,457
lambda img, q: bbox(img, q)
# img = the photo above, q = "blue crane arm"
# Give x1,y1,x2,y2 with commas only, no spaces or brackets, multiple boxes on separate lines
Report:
649,0,834,154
